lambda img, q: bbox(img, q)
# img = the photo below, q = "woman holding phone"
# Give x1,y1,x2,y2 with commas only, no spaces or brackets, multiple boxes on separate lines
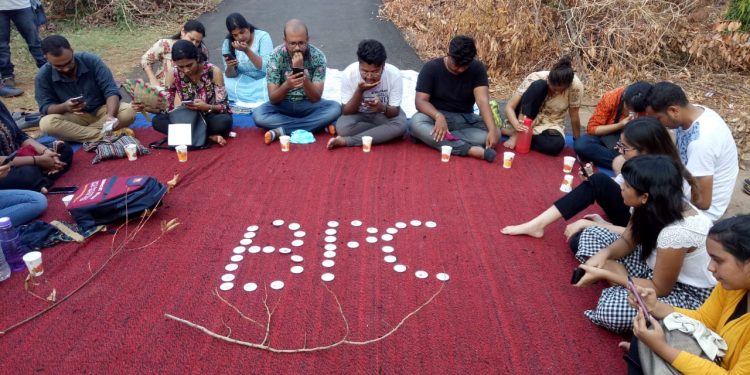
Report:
141,20,209,89
0,101,72,192
133,40,232,146
222,13,272,106
502,117,697,243
630,214,750,374
573,155,715,332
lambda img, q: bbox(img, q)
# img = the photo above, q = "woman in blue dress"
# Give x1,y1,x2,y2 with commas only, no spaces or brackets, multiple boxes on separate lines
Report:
222,13,273,106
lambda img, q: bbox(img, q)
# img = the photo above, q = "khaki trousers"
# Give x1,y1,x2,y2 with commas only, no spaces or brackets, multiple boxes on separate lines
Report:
39,103,136,142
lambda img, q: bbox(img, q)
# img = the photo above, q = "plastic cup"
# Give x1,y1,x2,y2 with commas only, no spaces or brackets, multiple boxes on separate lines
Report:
125,144,138,161
441,146,452,162
279,135,291,152
62,194,73,207
560,174,574,193
503,152,515,169
176,145,188,162
22,251,43,277
362,136,373,152
563,156,576,173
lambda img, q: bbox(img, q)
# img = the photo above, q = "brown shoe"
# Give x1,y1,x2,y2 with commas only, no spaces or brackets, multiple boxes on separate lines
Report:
327,124,337,136
264,128,282,145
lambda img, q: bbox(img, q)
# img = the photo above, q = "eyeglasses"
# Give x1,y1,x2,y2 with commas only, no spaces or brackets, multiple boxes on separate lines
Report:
614,141,634,152
287,41,307,48
359,68,382,79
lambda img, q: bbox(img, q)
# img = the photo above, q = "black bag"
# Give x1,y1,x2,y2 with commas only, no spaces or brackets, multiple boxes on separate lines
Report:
149,107,208,150
67,176,167,229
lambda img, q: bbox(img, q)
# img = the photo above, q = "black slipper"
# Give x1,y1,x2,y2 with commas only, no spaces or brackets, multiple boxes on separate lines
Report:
484,148,497,163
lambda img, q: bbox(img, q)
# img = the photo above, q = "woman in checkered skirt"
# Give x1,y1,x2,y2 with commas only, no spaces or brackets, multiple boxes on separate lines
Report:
574,155,716,332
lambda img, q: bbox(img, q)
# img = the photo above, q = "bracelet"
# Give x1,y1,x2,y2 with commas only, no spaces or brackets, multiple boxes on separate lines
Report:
32,156,36,166
42,148,50,155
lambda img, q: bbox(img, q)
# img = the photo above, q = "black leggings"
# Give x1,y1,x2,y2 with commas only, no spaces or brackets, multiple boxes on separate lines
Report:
531,130,565,155
553,172,631,226
152,112,233,137
516,79,565,155
0,142,74,192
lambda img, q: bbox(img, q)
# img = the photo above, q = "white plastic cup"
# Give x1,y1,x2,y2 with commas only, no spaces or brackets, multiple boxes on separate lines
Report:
503,152,515,169
176,145,188,162
62,194,73,207
441,146,452,162
125,144,138,161
560,174,574,193
563,156,576,173
362,136,373,152
279,135,291,152
22,251,43,276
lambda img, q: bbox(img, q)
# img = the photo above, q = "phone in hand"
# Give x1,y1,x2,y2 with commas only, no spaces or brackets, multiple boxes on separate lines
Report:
223,53,236,61
627,276,654,328
181,100,195,106
48,186,78,195
571,267,585,284
70,96,84,104
576,155,593,177
1,150,17,166
292,67,304,75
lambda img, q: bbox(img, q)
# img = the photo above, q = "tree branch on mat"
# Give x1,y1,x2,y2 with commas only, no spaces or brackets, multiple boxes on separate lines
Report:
165,282,445,353
0,174,181,336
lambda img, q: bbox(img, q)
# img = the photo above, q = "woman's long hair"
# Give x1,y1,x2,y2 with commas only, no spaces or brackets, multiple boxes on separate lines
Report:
709,215,750,262
170,20,206,62
613,81,652,123
171,39,199,62
623,117,699,203
622,155,686,259
225,13,256,57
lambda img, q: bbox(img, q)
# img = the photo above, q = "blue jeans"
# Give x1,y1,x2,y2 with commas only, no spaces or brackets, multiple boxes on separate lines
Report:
0,7,46,78
0,190,47,226
574,133,620,169
410,111,494,156
252,99,342,134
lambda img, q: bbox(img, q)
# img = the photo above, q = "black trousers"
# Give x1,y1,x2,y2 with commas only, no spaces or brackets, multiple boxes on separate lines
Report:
152,112,233,137
516,80,565,155
561,172,630,254
0,142,74,192
531,129,565,155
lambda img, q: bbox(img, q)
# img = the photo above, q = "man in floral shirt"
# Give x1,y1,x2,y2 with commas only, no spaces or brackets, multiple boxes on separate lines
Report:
253,19,341,144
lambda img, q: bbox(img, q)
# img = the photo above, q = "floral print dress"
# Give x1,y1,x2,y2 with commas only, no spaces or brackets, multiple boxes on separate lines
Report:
165,63,231,114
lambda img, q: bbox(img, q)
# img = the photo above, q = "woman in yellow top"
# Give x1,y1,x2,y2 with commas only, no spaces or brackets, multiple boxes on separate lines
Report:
632,214,750,374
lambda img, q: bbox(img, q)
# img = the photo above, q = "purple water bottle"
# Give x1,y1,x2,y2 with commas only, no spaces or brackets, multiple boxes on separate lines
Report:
0,217,27,272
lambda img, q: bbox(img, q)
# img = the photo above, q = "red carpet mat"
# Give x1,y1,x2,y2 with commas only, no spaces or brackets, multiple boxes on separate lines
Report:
0,128,625,374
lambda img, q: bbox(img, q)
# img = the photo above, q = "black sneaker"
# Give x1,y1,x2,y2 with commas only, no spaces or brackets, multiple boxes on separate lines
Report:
0,84,22,97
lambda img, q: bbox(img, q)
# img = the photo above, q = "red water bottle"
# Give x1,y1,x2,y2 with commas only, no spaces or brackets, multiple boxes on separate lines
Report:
515,117,533,154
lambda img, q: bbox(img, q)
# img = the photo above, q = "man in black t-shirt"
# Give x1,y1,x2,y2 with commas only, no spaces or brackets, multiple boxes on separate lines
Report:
410,35,498,162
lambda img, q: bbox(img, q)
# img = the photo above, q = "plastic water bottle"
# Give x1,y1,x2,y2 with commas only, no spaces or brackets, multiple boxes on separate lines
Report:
515,117,534,154
0,243,10,281
0,217,27,272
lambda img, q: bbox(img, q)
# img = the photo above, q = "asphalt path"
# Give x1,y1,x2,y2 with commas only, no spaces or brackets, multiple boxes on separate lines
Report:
132,0,423,79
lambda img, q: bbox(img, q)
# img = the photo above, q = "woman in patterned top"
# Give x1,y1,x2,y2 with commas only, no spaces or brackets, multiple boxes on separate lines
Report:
573,155,716,332
140,20,208,89
133,40,232,146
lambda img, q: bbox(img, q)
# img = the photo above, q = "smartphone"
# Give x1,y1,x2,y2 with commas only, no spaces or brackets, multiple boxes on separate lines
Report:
181,100,194,106
575,155,593,177
70,96,84,104
48,186,78,195
1,151,17,166
627,276,654,328
222,53,236,61
570,267,585,284
292,67,304,75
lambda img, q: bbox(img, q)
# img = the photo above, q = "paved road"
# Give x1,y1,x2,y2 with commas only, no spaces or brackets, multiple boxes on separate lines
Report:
132,0,423,79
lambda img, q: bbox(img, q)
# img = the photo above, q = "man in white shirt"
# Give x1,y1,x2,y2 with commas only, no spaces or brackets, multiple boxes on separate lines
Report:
0,0,46,96
646,81,739,221
327,39,406,149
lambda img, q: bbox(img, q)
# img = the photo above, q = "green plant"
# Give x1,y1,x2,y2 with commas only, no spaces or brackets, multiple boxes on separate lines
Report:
726,0,750,31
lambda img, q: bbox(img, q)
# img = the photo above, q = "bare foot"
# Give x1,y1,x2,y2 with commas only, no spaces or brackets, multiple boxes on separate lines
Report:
326,136,346,150
209,135,227,146
500,221,545,238
503,134,518,149
40,187,48,194
618,341,631,352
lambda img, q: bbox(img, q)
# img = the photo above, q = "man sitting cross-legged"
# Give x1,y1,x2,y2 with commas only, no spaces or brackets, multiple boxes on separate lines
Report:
327,39,406,150
409,35,498,162
252,19,341,144
35,35,135,143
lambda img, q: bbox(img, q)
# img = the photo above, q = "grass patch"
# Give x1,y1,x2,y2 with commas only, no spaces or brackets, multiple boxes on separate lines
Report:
3,23,172,110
